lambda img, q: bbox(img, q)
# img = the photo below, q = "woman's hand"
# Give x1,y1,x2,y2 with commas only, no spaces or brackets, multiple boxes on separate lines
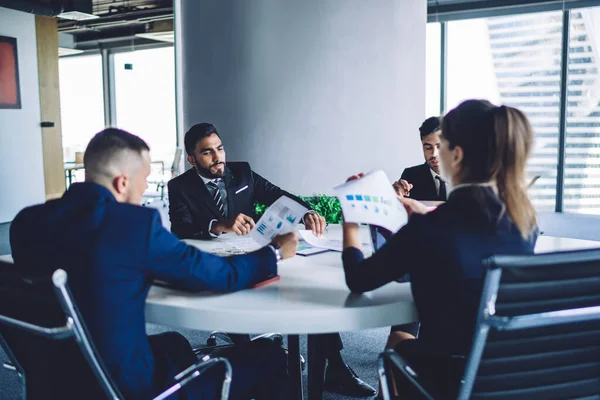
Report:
346,173,365,183
398,197,430,216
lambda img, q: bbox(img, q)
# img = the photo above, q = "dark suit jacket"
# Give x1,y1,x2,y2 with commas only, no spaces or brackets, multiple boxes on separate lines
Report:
343,186,536,357
400,163,439,201
168,162,311,239
9,182,277,399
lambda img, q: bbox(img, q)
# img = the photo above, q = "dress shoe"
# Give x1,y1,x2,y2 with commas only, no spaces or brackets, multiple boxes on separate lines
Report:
324,363,377,397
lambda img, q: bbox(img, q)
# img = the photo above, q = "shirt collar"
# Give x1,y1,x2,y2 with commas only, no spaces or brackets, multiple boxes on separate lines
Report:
429,168,441,180
197,171,221,186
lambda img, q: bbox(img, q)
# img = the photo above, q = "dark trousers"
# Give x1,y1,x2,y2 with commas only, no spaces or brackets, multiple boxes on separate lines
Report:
228,332,343,361
149,332,288,400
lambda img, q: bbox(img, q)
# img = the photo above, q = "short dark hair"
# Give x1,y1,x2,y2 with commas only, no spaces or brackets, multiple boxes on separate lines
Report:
184,123,219,156
84,128,149,180
419,116,441,139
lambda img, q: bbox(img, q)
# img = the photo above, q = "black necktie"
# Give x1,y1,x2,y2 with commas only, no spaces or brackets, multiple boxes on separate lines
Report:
207,180,226,218
436,176,447,201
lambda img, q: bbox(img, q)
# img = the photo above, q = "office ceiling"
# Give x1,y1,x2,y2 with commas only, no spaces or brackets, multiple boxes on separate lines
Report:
55,0,590,51
57,0,173,49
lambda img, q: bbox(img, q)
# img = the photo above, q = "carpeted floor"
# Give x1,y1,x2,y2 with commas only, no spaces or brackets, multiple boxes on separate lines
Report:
0,324,388,399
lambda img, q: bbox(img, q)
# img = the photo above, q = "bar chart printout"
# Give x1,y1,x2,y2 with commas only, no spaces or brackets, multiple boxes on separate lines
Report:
250,196,308,245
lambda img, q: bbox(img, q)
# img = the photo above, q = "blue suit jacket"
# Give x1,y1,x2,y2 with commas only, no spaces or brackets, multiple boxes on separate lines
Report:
343,186,536,357
10,183,277,399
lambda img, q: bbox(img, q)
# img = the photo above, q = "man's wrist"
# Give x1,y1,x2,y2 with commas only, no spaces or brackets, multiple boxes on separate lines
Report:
268,244,283,262
301,210,316,224
208,219,222,237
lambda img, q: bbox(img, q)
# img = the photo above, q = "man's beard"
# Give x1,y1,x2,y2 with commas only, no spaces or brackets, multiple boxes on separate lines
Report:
428,158,440,174
195,161,225,179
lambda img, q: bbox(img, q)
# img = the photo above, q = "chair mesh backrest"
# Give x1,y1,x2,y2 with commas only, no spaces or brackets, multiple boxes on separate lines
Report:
467,249,600,400
0,262,112,400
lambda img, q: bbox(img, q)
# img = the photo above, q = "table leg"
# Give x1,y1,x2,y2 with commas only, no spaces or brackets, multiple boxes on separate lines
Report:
287,334,303,400
308,334,326,400
66,170,73,189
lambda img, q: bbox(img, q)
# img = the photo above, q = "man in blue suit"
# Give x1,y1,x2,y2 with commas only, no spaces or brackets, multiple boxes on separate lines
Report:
10,128,297,399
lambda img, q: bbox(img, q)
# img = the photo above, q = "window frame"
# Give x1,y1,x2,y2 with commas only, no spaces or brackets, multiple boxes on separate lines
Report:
428,2,599,213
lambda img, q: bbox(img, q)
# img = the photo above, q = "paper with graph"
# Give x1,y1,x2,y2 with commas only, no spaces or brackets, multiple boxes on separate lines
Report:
334,170,408,233
298,230,372,253
250,196,308,245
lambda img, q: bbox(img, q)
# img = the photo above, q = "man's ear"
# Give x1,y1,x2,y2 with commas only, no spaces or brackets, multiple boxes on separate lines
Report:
112,175,128,195
186,155,196,167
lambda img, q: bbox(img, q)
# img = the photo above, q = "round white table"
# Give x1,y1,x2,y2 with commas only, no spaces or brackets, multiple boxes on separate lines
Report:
145,228,600,333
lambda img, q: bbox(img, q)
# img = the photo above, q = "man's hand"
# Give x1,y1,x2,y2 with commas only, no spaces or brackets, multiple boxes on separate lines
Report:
393,179,413,197
304,212,326,237
398,197,429,216
271,232,299,260
213,213,256,236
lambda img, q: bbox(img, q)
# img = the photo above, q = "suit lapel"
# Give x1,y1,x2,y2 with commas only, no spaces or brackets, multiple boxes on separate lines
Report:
223,167,236,218
420,163,438,200
188,170,222,219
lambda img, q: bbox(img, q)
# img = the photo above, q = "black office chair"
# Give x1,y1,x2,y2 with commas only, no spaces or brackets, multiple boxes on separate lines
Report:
0,261,232,400
379,248,600,400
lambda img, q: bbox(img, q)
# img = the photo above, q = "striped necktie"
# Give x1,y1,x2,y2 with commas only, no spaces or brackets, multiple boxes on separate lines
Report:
207,180,226,217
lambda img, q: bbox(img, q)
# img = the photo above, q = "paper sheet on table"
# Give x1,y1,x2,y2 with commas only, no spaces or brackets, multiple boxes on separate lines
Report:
250,196,308,246
296,241,330,256
298,230,372,253
222,237,262,252
333,170,408,233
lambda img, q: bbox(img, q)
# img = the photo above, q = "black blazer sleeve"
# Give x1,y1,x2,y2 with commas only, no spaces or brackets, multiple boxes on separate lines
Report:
342,215,424,293
251,170,312,211
168,179,213,240
400,167,414,183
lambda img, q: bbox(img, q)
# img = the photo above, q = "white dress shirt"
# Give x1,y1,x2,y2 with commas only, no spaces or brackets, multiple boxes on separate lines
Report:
429,168,451,199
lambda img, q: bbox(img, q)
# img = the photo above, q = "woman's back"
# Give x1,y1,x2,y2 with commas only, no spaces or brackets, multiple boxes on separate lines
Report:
407,185,535,356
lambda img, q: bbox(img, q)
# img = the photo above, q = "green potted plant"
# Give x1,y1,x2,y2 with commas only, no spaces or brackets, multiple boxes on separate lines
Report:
254,194,342,224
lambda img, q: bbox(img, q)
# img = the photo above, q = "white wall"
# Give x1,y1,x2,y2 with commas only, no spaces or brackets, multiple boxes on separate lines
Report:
178,0,426,195
0,7,45,223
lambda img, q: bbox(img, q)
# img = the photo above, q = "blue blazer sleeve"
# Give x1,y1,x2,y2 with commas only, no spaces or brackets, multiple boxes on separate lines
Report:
146,212,277,292
342,217,423,293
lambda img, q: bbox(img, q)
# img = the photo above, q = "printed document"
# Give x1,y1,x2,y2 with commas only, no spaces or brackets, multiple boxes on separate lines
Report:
298,230,372,253
333,170,408,233
250,196,308,246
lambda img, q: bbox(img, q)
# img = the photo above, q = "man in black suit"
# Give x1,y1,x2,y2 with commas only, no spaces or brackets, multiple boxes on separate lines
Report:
168,124,325,240
394,116,449,201
168,123,376,397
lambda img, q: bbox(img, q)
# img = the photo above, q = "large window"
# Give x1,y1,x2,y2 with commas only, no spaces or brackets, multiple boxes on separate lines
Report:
445,11,564,212
564,6,600,215
59,54,105,163
114,47,176,165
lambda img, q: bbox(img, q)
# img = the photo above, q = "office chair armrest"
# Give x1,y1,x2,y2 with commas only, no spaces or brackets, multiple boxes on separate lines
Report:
378,349,437,400
152,356,232,400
